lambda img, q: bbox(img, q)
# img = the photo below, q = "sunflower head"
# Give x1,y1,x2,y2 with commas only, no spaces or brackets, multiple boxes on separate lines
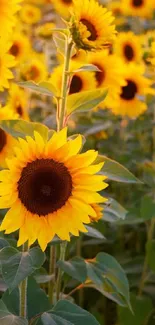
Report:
0,39,16,92
69,0,116,51
20,4,42,24
9,32,31,64
114,32,142,64
20,54,47,83
52,0,73,19
122,0,155,18
6,83,29,120
0,128,108,251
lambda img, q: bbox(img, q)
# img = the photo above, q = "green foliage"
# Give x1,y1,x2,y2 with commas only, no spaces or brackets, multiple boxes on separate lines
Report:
18,81,57,97
0,300,28,325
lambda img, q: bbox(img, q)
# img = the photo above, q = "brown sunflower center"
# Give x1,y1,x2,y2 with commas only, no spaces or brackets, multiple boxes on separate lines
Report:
10,43,20,57
69,75,83,94
132,0,143,7
18,158,72,216
27,66,40,80
80,19,97,41
16,105,23,117
120,79,137,100
124,44,134,61
0,128,7,153
93,62,105,86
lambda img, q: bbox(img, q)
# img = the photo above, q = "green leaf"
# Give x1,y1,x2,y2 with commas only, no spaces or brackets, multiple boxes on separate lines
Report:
18,81,54,96
97,155,142,183
140,196,155,220
86,252,131,309
146,239,155,272
0,300,28,325
103,199,127,223
85,226,106,239
118,294,153,325
57,257,87,283
41,300,99,325
0,247,45,291
0,238,10,249
72,64,101,73
67,89,108,115
0,119,49,141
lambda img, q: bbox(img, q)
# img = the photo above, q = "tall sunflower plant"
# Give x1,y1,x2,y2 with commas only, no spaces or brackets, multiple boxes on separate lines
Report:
0,0,142,324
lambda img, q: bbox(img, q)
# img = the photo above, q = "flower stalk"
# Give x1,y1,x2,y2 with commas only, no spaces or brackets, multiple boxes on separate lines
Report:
19,242,29,318
56,241,67,301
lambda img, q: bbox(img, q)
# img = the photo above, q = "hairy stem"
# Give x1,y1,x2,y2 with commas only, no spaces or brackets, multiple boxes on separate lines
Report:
19,242,29,318
48,246,56,304
56,242,67,301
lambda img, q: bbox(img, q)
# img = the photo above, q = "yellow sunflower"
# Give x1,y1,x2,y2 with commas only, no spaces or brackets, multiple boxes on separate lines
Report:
35,22,55,39
0,39,16,92
114,32,142,64
107,63,154,118
90,204,103,222
107,1,125,26
20,4,42,25
6,84,29,120
69,0,116,51
0,128,107,251
52,0,73,19
149,42,155,67
9,32,31,64
20,54,47,83
49,61,97,96
121,0,155,18
0,106,18,167
0,0,22,37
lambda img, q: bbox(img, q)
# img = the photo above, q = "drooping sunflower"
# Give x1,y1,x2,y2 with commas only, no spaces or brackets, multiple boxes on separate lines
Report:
52,0,73,19
114,32,142,64
49,61,97,96
121,0,155,18
0,129,107,251
6,84,29,120
0,106,18,167
20,4,42,25
20,54,47,83
0,0,21,37
107,63,154,118
9,32,31,64
0,39,16,92
69,0,116,51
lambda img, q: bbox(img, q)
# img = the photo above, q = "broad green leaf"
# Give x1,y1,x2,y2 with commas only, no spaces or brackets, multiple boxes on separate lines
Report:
67,89,108,115
85,226,106,239
57,257,87,283
140,196,155,220
146,239,155,272
97,155,142,183
0,300,28,325
0,247,45,291
0,119,49,141
118,294,153,325
53,35,76,57
103,199,127,222
18,81,54,96
39,81,58,97
41,300,99,325
2,277,51,320
0,238,10,249
72,64,101,73
52,28,69,36
86,252,131,309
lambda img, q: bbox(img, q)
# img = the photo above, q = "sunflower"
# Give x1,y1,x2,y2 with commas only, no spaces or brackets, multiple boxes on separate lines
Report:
0,0,21,37
52,0,73,19
107,63,154,118
149,42,155,67
35,22,55,39
0,106,18,167
20,54,47,83
114,32,142,64
107,1,125,26
0,39,16,92
6,84,29,120
20,4,42,25
49,61,97,96
9,32,31,64
69,0,116,51
90,204,103,222
121,0,155,18
0,128,107,251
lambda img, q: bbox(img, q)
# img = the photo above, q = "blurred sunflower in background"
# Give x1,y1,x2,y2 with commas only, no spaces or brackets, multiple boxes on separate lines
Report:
121,0,155,18
9,32,31,64
69,0,116,50
0,39,16,92
6,84,29,120
107,63,154,118
0,0,21,37
50,61,97,96
52,0,73,19
20,54,47,82
20,4,42,25
0,129,107,251
114,32,142,64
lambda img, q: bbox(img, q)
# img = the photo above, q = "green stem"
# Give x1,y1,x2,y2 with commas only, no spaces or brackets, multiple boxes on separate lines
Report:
57,37,73,131
56,242,67,301
19,242,29,318
48,246,56,304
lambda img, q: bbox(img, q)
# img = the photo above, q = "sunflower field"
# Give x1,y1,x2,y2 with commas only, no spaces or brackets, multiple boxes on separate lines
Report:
0,0,155,324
